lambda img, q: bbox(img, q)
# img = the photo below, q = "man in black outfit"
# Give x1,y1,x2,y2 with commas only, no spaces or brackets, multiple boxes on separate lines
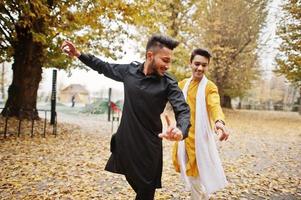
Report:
61,35,190,200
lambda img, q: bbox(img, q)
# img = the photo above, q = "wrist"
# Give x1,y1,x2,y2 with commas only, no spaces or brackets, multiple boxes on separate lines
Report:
176,127,184,140
215,119,225,126
75,50,81,58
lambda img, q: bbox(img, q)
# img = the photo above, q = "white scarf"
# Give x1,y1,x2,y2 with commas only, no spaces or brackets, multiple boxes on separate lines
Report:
177,76,228,194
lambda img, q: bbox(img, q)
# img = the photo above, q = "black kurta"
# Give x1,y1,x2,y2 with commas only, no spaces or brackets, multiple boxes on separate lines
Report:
79,53,190,189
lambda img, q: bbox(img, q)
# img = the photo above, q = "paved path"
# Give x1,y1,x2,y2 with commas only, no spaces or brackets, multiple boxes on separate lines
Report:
56,111,117,135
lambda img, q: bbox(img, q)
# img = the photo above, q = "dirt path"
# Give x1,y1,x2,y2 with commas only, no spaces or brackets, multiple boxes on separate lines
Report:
54,109,301,199
1,110,300,199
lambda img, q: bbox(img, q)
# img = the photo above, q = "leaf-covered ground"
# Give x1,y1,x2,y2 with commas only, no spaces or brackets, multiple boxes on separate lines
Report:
0,110,300,199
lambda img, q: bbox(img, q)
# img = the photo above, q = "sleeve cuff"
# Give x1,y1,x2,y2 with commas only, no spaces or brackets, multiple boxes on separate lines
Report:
215,119,225,125
178,122,191,140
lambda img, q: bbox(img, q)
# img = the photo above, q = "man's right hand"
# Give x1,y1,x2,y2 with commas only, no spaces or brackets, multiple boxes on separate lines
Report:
214,121,229,141
61,41,81,58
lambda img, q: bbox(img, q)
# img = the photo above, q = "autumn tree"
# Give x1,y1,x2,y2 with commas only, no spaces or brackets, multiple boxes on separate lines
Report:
275,0,301,114
136,0,268,108
0,0,146,118
195,0,268,108
135,0,206,80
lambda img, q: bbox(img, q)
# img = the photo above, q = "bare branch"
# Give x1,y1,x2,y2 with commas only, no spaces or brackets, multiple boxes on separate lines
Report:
0,4,17,26
10,0,22,16
0,23,13,46
230,38,252,61
0,15,14,35
0,42,8,49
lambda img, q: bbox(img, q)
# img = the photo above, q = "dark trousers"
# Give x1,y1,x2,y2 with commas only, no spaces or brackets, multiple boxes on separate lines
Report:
125,176,156,200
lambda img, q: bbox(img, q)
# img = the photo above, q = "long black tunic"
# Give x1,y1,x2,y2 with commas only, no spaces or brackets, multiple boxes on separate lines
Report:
79,53,190,189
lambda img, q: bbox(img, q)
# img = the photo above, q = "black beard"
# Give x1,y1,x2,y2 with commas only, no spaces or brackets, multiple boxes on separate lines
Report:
150,60,161,76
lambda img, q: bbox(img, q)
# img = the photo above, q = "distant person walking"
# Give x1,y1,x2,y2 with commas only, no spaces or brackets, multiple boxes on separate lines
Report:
173,48,229,200
61,34,191,200
71,95,75,107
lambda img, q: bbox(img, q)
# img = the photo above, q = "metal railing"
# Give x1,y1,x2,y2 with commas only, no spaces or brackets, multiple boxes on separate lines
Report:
1,107,57,139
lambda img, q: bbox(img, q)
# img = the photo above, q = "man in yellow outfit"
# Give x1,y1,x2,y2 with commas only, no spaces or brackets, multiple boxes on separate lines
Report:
172,48,229,200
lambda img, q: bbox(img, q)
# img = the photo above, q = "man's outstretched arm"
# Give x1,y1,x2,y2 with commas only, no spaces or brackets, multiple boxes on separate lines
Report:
61,41,128,82
206,83,229,141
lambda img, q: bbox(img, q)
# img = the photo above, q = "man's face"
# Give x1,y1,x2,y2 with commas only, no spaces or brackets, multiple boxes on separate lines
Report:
190,55,209,80
148,47,172,76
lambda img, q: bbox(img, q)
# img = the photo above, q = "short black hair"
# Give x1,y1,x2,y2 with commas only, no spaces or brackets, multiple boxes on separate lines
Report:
190,48,212,63
146,34,179,51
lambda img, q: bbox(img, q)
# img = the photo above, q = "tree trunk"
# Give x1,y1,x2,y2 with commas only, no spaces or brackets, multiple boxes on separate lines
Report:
1,63,5,100
299,87,301,115
169,1,180,38
238,98,242,109
1,25,43,119
221,95,232,108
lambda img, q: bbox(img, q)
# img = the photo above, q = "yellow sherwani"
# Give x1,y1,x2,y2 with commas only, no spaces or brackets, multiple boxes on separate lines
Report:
172,78,225,177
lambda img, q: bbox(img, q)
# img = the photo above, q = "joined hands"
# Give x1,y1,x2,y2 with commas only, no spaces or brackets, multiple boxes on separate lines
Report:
159,115,183,141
